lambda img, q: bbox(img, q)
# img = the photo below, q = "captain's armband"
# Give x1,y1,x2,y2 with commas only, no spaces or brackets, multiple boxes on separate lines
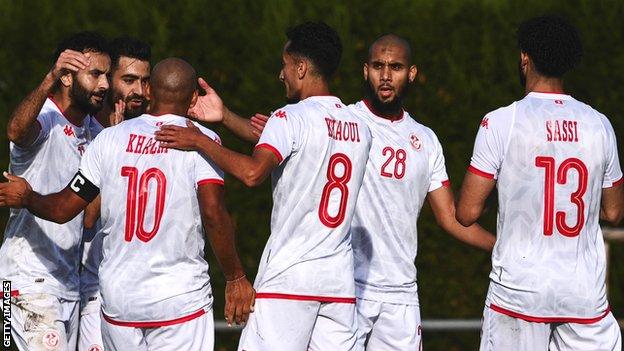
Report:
67,171,99,202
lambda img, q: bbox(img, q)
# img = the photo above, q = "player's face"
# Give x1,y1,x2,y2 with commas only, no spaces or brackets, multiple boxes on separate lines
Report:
364,44,416,106
279,42,302,103
109,56,150,118
70,52,110,114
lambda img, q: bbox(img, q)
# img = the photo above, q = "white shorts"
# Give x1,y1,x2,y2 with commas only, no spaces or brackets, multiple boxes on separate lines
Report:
10,292,79,351
480,305,622,351
355,298,422,350
101,308,214,351
78,295,103,351
239,296,358,351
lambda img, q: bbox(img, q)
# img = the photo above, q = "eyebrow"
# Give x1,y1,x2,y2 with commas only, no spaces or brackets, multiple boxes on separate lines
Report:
89,69,106,74
121,74,140,79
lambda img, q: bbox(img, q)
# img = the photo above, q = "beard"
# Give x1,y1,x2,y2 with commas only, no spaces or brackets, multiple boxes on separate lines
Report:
518,59,527,88
106,92,148,119
363,79,408,116
71,80,105,114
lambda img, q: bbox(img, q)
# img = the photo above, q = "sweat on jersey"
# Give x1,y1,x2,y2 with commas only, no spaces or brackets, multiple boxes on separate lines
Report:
74,114,223,326
252,96,372,302
469,92,623,322
350,100,450,305
0,98,96,300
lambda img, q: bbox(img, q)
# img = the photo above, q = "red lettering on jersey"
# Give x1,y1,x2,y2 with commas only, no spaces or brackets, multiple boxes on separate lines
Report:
325,118,360,142
546,120,578,143
135,135,146,151
126,134,138,152
325,117,335,138
335,121,343,140
546,121,552,141
274,110,287,119
142,138,153,154
554,100,563,105
64,125,75,137
480,117,489,129
78,144,85,156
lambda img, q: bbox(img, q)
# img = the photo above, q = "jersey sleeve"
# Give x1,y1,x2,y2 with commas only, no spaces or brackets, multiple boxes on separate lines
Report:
468,107,513,180
601,117,623,188
428,130,450,192
22,110,55,149
195,128,225,186
255,108,301,164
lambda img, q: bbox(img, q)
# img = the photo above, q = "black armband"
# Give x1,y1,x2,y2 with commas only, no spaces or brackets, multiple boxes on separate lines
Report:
67,171,100,202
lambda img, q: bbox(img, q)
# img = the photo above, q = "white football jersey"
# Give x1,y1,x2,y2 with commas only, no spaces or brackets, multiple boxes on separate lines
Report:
469,92,623,321
253,96,371,300
349,100,449,305
0,98,95,300
78,114,223,324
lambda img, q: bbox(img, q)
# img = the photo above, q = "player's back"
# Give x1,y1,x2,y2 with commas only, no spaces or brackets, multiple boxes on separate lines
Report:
254,96,371,299
477,92,621,320
84,114,222,324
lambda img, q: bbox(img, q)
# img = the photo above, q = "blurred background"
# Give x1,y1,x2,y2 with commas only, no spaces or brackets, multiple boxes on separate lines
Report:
1,1,623,350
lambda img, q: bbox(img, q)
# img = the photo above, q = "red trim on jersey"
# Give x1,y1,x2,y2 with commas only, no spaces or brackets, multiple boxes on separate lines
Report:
10,290,19,297
467,165,495,179
362,99,405,122
48,97,71,121
531,90,565,95
489,304,610,324
103,308,205,328
256,292,356,304
441,179,451,187
611,177,624,187
197,178,224,187
255,143,283,162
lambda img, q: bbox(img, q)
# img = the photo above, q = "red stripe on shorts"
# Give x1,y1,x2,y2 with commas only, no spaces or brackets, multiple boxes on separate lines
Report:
489,304,610,324
255,292,356,304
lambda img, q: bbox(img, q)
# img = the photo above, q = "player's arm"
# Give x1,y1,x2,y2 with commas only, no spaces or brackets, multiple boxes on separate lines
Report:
8,50,89,147
188,77,266,143
155,121,278,187
427,185,496,251
198,183,255,325
600,183,624,225
0,172,92,223
83,195,101,229
456,171,497,227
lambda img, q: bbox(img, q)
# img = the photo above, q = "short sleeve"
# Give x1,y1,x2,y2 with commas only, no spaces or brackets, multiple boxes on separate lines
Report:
255,108,300,164
468,109,512,180
601,117,623,188
22,110,55,149
195,153,225,187
78,130,105,188
428,131,450,192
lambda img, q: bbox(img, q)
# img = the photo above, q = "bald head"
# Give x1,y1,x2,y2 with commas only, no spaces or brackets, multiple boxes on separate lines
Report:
368,34,412,63
150,57,197,107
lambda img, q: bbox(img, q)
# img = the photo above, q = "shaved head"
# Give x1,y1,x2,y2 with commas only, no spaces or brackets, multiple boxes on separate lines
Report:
150,57,197,107
368,34,412,63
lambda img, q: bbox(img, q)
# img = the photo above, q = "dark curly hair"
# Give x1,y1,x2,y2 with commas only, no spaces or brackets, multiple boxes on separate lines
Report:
285,21,342,80
53,31,108,62
517,15,582,78
109,36,151,71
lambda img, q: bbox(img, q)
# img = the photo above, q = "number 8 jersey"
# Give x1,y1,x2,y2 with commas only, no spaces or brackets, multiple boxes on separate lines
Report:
77,114,224,325
254,96,371,300
469,92,623,322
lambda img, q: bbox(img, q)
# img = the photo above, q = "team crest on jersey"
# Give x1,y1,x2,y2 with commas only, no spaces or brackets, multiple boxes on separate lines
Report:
88,344,103,351
274,110,287,119
480,117,489,129
63,125,75,137
42,330,60,349
409,133,422,151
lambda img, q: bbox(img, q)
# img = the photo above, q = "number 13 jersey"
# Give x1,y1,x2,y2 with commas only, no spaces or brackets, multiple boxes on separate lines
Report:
469,92,623,321
78,114,224,324
254,96,371,300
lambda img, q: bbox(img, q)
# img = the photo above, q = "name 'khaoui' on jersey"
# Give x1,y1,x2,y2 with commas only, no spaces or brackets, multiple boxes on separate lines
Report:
77,114,224,324
253,96,371,300
0,98,96,300
469,92,623,322
349,100,449,305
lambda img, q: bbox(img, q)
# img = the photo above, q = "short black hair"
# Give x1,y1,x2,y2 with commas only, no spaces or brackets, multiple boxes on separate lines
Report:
285,21,342,80
53,31,108,62
109,36,151,71
517,15,582,78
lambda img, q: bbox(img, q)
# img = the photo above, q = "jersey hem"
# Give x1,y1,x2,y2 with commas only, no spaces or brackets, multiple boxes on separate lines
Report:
489,303,611,324
197,178,224,187
102,308,206,328
255,292,355,304
609,177,623,187
468,165,495,179
255,143,283,162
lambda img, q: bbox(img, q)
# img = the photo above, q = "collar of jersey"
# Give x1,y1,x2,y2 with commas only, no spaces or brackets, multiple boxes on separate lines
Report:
527,92,572,100
361,99,406,124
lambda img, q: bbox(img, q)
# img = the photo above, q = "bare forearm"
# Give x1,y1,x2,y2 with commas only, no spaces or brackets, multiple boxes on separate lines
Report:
195,136,265,186
443,219,496,251
26,190,84,224
8,73,56,146
222,107,260,144
203,210,245,280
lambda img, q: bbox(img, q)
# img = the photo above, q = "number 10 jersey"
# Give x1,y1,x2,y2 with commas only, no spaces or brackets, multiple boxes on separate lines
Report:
469,92,623,322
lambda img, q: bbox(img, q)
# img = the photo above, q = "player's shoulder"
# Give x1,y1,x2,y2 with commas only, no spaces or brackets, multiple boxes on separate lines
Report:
38,98,65,121
192,122,222,145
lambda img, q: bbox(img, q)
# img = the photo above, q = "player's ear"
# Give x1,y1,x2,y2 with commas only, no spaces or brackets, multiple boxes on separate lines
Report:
520,51,530,73
363,63,369,81
408,64,417,83
189,90,199,109
297,59,307,80
60,72,73,88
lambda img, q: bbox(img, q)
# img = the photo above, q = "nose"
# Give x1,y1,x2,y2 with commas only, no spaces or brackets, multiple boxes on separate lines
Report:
134,80,145,96
279,69,284,82
100,75,109,91
381,65,391,81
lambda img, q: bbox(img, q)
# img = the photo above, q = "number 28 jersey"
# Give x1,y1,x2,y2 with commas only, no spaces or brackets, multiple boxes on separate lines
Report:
469,92,623,321
78,114,224,324
254,96,372,300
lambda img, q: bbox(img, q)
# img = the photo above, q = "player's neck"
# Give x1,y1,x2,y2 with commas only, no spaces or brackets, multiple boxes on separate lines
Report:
149,102,186,117
95,104,113,127
299,80,332,100
525,75,565,95
51,91,88,126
